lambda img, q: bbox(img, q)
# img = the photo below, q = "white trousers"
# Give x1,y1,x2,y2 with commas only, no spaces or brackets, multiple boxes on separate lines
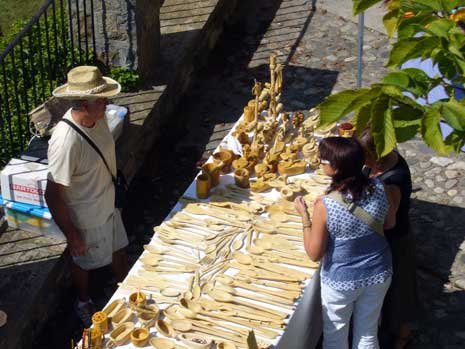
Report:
321,277,391,349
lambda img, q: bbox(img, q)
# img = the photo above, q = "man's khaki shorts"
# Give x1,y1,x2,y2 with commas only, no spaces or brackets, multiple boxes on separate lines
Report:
73,209,128,270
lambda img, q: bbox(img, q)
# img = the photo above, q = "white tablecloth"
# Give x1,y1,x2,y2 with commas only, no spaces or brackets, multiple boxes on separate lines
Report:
98,115,323,348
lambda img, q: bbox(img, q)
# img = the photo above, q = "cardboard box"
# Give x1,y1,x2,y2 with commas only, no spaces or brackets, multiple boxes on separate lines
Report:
0,158,48,207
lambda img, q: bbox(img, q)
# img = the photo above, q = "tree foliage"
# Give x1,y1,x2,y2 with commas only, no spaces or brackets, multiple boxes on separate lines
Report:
318,0,465,156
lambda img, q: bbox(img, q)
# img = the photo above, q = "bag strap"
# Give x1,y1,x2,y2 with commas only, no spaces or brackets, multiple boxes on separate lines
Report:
60,118,116,182
326,191,384,236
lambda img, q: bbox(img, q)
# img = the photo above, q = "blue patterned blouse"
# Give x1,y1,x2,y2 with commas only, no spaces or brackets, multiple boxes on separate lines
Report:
321,178,392,291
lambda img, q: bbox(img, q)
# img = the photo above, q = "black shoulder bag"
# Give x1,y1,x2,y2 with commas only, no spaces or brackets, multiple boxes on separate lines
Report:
60,119,128,209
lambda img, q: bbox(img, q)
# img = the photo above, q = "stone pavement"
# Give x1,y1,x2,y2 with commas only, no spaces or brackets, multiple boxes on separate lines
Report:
128,0,465,348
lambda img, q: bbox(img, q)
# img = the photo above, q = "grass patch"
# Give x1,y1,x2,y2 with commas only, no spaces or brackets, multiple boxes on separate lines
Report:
0,0,43,39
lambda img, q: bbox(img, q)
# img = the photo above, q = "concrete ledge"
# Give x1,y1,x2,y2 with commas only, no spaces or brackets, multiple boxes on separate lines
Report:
0,228,68,349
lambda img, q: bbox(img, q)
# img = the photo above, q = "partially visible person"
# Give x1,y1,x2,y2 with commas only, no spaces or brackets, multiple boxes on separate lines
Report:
359,128,417,349
45,66,129,327
294,137,396,349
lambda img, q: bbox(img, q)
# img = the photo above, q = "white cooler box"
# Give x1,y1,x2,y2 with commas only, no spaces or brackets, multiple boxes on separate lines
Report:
0,158,48,207
0,196,65,241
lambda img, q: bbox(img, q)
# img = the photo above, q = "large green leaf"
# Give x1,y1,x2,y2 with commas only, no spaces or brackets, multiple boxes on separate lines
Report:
354,104,372,135
392,104,424,126
400,0,442,12
448,43,465,60
395,125,421,142
380,85,425,110
382,71,410,88
383,10,400,38
444,130,465,153
402,68,431,96
426,18,455,38
440,99,465,132
371,97,397,157
436,51,460,80
352,0,383,15
387,37,438,68
421,107,448,155
397,12,435,39
387,0,401,10
319,88,379,127
440,0,463,13
392,105,422,142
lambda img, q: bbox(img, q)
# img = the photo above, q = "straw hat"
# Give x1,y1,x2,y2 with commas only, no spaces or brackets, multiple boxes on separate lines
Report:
52,66,121,100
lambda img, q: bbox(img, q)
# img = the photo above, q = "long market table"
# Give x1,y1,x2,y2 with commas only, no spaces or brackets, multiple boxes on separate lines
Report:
96,115,325,349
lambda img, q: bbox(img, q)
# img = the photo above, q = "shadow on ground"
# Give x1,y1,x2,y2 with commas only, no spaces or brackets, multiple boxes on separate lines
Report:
409,199,465,348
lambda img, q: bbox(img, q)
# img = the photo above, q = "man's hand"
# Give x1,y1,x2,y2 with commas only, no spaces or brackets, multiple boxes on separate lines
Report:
67,231,86,256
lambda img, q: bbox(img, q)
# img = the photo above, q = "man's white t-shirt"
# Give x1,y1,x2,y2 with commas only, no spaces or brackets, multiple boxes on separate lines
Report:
47,109,116,230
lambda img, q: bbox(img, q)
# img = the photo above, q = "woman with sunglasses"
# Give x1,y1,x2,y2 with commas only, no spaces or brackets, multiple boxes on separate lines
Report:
295,136,397,349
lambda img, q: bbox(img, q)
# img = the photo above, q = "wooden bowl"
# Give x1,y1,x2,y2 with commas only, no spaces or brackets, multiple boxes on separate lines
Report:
155,319,175,338
130,327,150,347
111,308,133,328
102,299,125,319
150,337,176,349
109,322,135,346
129,291,147,309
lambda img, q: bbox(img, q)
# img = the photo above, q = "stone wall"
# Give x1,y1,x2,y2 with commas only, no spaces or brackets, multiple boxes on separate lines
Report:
72,0,160,78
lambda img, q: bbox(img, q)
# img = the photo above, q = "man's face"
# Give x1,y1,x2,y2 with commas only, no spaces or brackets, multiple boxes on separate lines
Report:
84,98,108,121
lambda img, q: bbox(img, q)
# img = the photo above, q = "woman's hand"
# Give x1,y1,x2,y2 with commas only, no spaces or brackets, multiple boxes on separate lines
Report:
294,196,308,218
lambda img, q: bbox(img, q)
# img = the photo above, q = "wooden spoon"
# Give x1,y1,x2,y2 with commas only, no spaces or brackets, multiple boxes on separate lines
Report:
178,304,282,337
216,275,299,300
209,290,289,319
143,244,197,262
171,319,245,345
235,274,303,292
213,286,295,307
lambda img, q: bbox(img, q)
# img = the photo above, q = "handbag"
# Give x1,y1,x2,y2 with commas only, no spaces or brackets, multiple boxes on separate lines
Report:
326,191,384,236
60,119,128,209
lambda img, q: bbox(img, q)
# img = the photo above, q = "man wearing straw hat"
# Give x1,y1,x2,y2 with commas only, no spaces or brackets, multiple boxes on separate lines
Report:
45,66,129,327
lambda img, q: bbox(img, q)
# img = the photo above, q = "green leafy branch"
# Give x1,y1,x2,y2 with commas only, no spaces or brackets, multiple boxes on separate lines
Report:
318,0,465,156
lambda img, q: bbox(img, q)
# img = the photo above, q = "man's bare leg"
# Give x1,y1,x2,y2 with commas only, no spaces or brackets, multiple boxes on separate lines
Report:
112,248,129,282
72,262,90,302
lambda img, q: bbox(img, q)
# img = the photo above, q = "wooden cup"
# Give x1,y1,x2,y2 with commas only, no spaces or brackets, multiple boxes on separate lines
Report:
234,169,250,188
196,173,211,199
202,161,223,187
91,311,109,334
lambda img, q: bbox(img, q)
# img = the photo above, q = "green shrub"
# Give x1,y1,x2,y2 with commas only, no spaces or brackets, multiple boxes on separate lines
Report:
108,67,141,92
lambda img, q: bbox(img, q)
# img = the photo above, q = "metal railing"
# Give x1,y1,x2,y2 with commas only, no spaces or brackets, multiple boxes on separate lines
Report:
0,0,97,165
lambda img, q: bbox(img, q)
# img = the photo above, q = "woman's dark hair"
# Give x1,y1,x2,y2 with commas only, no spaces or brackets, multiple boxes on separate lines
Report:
358,127,376,156
319,137,372,202
358,127,392,166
